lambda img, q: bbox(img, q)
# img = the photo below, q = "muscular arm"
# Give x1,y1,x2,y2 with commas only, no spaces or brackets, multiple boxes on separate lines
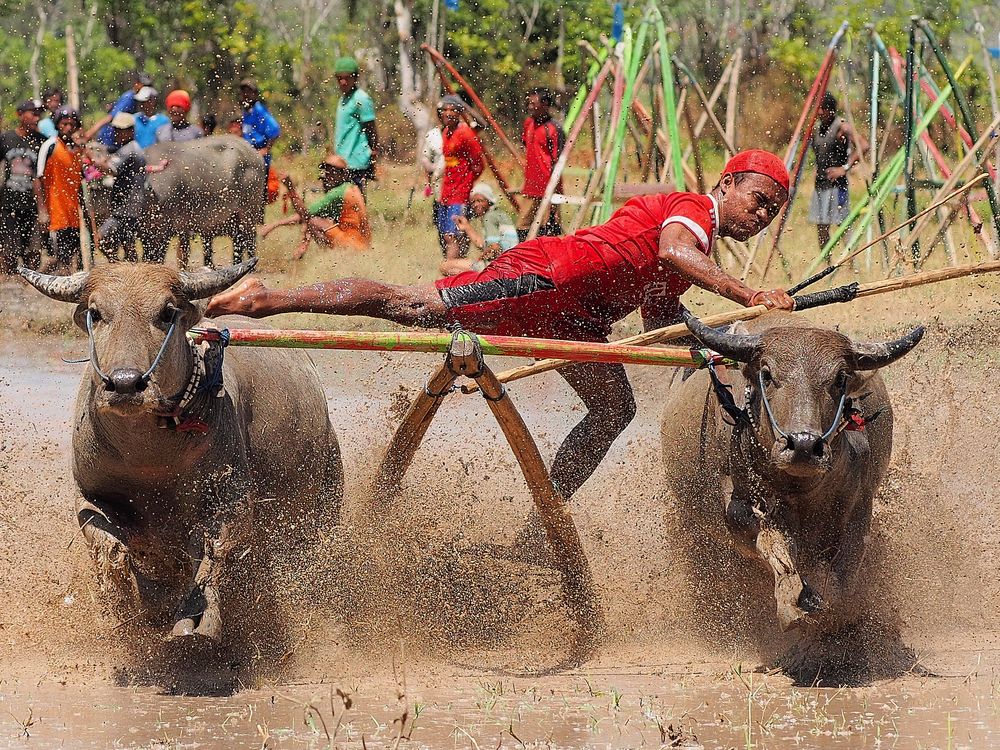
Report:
657,224,757,306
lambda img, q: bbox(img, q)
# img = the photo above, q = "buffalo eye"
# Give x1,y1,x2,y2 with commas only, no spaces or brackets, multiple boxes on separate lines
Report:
87,307,102,324
760,368,774,386
159,303,179,325
835,370,849,389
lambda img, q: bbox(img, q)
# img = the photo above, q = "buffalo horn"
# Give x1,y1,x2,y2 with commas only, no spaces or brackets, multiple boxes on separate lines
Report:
851,325,925,370
19,268,89,303
683,310,762,362
177,257,259,300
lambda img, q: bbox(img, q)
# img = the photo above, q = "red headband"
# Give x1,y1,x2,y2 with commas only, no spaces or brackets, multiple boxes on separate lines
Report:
722,149,789,193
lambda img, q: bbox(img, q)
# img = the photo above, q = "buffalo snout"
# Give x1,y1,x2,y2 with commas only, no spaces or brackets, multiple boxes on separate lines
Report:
773,430,830,476
108,368,148,394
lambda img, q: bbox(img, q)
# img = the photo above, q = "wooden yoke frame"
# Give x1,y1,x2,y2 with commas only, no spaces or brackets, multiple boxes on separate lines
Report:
373,331,603,654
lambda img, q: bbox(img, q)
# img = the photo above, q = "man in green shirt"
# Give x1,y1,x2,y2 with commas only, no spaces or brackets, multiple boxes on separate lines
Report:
440,182,518,276
334,56,379,197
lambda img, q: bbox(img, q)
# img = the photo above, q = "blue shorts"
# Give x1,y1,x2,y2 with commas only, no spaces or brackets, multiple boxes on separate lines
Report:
435,203,465,236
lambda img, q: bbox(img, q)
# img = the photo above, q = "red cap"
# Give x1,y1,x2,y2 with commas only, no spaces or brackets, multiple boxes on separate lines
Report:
721,149,789,193
165,90,192,112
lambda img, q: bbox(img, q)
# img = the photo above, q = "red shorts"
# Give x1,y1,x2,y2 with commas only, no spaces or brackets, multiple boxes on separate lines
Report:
434,238,610,341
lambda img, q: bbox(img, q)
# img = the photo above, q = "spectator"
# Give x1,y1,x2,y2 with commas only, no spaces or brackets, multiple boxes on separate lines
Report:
37,87,64,139
238,79,280,172
261,153,371,255
35,107,84,274
0,99,46,273
156,90,204,143
200,113,217,136
226,117,243,136
436,94,484,260
92,112,168,262
133,87,168,148
518,87,564,241
440,182,517,277
421,123,444,243
95,71,153,148
333,56,379,196
809,92,868,251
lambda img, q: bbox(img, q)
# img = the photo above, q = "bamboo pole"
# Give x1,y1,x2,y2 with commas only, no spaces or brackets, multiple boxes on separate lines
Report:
474,259,1000,391
421,44,525,169
725,46,742,153
652,9,685,189
672,57,737,157
526,57,614,241
457,339,602,648
682,55,734,164
903,20,919,258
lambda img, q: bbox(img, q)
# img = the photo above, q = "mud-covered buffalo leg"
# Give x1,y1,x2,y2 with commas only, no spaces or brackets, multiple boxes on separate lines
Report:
170,499,253,642
78,499,135,610
723,486,761,559
755,525,824,631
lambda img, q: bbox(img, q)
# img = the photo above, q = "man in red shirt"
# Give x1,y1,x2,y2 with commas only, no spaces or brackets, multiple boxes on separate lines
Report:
518,88,563,241
208,150,793,499
436,95,484,260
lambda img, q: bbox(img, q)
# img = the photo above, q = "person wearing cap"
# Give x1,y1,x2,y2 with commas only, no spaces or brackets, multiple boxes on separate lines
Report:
207,149,793,498
436,94,484,260
37,87,65,139
238,79,280,172
0,99,46,273
810,92,868,251
90,112,168,262
259,154,371,254
518,87,564,241
156,90,204,143
35,107,85,273
95,71,152,148
133,86,169,148
333,56,380,197
440,182,518,276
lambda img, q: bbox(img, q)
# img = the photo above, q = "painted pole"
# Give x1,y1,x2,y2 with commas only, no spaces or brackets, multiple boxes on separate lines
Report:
867,32,880,269
565,45,611,131
188,327,722,369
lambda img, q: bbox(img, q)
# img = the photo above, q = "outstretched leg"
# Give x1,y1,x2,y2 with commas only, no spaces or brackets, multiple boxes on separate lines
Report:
552,362,637,498
206,276,448,328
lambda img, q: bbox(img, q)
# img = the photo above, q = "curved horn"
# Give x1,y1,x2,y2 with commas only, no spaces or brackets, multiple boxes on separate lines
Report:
683,310,762,363
177,257,259,300
850,326,925,371
19,267,89,303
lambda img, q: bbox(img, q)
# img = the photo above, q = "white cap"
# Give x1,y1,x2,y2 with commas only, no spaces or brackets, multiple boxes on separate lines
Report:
470,182,497,205
135,86,158,102
111,112,135,129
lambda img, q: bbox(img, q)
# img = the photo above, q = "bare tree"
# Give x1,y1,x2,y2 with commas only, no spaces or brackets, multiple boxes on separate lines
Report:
29,0,47,98
394,0,431,163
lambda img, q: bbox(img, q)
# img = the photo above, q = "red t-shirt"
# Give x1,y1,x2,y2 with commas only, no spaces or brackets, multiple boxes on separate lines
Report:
521,116,562,197
440,123,484,205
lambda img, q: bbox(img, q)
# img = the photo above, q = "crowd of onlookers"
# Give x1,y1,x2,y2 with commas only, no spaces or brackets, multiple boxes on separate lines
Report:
1,55,565,277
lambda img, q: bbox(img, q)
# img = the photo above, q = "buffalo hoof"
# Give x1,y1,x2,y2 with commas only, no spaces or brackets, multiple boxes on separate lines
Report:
169,613,222,643
169,584,223,643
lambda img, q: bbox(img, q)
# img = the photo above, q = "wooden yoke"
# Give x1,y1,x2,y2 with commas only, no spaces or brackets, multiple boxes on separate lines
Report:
372,331,603,652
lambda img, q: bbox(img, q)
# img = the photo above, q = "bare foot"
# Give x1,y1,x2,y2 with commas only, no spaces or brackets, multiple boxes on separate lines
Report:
206,277,268,318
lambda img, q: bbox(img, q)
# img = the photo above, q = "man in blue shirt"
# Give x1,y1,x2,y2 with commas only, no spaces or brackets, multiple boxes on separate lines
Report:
95,71,153,148
334,57,379,196
239,79,280,172
133,87,169,149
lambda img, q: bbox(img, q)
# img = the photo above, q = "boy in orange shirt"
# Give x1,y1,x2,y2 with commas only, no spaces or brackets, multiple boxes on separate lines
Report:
35,107,84,273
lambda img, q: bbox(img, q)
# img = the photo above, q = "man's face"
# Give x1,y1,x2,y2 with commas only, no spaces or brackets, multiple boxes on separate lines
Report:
45,94,63,113
526,93,546,118
719,172,787,242
469,194,490,217
139,98,157,116
336,73,357,95
239,86,256,108
227,121,243,135
818,106,835,127
438,105,461,128
320,167,347,189
19,109,41,131
57,117,79,141
168,105,186,125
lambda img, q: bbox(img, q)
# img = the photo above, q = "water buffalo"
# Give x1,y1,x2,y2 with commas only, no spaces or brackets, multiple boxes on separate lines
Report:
19,260,342,646
89,135,265,267
661,312,922,675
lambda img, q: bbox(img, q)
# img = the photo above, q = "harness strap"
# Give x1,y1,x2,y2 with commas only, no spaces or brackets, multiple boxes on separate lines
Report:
707,360,747,426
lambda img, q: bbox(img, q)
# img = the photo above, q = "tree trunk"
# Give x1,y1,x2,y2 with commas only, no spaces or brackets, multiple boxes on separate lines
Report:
30,1,48,99
394,0,431,163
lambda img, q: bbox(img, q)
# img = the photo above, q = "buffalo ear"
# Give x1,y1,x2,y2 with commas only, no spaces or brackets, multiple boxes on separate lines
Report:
850,326,925,371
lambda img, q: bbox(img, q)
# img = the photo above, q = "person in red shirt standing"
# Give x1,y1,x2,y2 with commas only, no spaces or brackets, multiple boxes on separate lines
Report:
436,95,484,260
518,87,564,241
207,150,793,499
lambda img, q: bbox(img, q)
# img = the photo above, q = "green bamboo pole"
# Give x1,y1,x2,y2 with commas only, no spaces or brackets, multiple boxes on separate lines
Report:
600,21,649,222
918,18,1000,243
652,8,684,190
187,327,719,369
565,45,610,131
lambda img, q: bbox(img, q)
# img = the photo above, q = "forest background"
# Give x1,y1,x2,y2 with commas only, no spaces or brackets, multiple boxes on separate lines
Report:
1,0,998,163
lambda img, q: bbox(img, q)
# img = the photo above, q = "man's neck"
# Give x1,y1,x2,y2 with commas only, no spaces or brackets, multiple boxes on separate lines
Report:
342,86,358,98
531,112,551,125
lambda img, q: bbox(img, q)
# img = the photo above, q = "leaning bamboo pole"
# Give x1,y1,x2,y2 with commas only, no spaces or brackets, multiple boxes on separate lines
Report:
473,258,1000,391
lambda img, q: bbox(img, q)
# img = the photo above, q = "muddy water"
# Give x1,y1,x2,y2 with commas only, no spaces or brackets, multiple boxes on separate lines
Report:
5,306,1000,747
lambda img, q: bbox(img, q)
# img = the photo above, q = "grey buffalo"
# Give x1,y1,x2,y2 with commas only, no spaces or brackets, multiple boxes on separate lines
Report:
20,260,342,646
661,312,922,679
